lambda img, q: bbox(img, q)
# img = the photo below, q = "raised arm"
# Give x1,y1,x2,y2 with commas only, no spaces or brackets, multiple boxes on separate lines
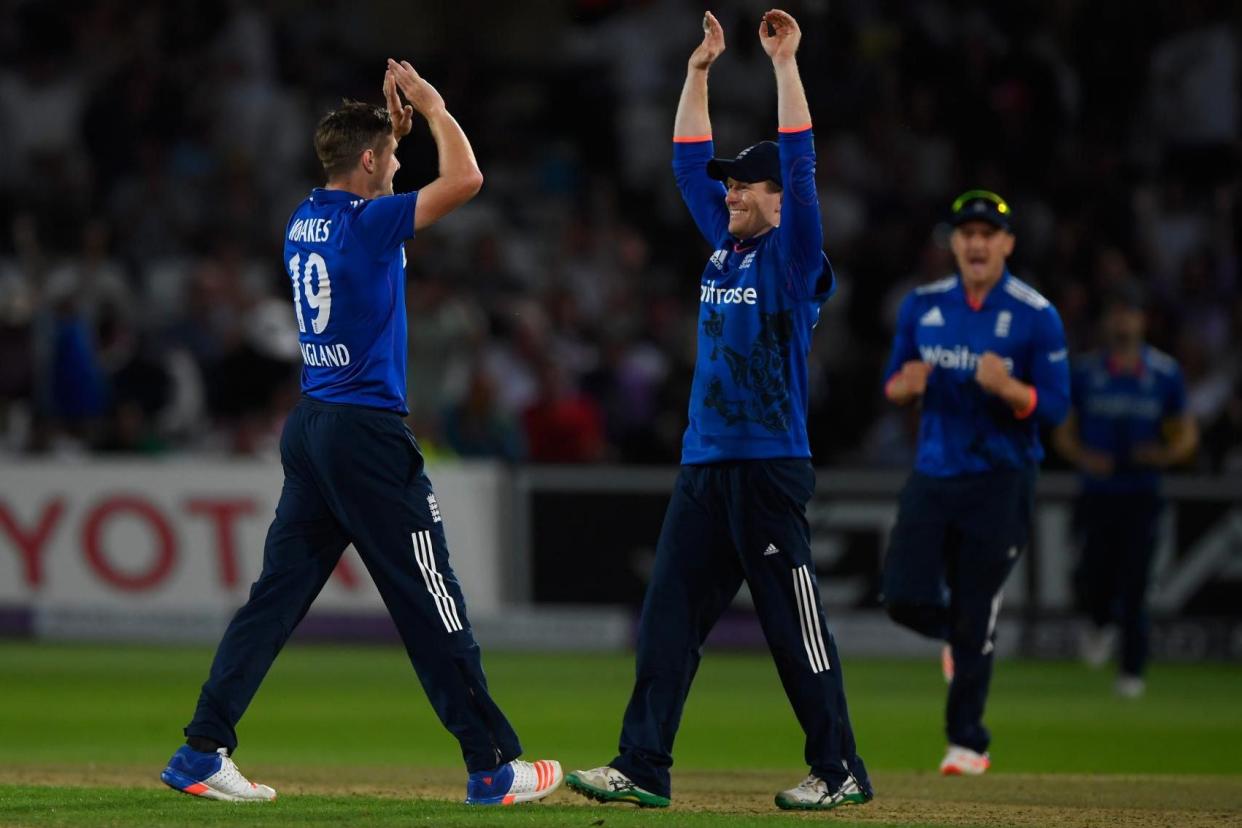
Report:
387,59,483,232
760,10,811,130
761,10,825,296
672,13,729,246
674,12,724,139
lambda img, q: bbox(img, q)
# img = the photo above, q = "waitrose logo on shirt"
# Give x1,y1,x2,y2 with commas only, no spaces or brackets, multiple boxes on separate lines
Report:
700,280,758,306
919,344,1013,374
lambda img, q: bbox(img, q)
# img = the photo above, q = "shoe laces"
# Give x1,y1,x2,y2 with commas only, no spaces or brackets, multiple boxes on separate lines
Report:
797,773,859,800
212,749,253,790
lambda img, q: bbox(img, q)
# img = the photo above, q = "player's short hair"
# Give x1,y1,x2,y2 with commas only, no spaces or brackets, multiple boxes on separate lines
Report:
314,100,393,179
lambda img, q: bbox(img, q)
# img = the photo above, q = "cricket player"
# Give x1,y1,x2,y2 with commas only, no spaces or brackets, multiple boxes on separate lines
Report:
1052,284,1197,698
159,60,561,806
566,10,873,812
881,190,1070,775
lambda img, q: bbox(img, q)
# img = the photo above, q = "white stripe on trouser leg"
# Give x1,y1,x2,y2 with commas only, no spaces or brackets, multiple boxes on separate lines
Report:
981,590,1003,655
792,569,823,672
411,531,462,632
412,531,456,632
798,566,832,672
793,565,829,674
421,531,463,630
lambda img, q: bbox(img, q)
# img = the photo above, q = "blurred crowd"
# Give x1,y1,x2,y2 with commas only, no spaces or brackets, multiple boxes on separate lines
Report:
0,0,1239,471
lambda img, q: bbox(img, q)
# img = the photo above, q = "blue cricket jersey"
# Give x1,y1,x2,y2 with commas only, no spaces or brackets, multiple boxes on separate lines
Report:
674,129,834,465
1070,347,1187,493
884,272,1071,477
282,187,418,414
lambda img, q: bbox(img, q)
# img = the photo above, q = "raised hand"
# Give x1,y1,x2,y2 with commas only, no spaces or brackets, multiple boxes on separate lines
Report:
689,11,725,72
386,58,446,119
759,9,801,63
384,69,415,139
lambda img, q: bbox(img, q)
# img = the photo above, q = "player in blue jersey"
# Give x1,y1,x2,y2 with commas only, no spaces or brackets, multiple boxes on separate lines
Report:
159,60,562,806
881,190,1070,776
567,11,872,813
1052,284,1198,699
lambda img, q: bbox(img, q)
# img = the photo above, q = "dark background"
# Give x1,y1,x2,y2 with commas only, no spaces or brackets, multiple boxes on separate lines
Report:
0,0,1238,473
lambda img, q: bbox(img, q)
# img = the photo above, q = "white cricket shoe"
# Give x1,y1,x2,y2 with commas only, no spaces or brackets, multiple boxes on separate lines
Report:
939,744,990,776
466,758,563,805
160,746,276,801
774,772,872,811
565,766,670,807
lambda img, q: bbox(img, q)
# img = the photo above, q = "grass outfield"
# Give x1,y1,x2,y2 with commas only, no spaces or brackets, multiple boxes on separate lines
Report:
1,642,1240,826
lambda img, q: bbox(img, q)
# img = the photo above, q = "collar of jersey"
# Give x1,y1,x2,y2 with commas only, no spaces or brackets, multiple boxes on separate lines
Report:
311,187,364,203
1106,347,1148,378
959,269,1010,311
731,232,771,253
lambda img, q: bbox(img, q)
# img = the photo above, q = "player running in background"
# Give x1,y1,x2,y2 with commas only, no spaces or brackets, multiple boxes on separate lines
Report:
566,10,872,813
881,190,1070,775
158,60,561,806
1052,283,1198,699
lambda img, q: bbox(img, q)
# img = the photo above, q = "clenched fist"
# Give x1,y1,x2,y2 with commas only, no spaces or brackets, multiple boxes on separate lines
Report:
897,360,933,396
974,352,1011,395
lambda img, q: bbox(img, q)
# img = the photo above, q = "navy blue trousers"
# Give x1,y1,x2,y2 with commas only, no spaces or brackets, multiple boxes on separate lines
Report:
1075,491,1160,678
882,468,1034,754
611,460,871,799
185,398,521,772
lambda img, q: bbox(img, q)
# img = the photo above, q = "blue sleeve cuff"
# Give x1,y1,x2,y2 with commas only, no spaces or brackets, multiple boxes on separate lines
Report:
777,127,814,146
672,138,715,162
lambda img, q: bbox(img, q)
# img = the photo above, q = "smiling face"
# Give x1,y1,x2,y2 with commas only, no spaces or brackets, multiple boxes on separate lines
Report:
725,178,782,240
950,220,1014,289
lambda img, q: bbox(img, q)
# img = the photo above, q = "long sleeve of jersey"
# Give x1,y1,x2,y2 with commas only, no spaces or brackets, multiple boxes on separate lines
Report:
775,128,828,298
672,138,729,246
884,293,920,386
1026,305,1071,426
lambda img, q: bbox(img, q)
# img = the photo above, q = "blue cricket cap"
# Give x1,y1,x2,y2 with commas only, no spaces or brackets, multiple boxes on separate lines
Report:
950,189,1012,231
707,141,782,187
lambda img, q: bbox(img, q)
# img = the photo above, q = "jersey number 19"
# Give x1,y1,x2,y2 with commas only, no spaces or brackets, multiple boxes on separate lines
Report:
288,252,332,334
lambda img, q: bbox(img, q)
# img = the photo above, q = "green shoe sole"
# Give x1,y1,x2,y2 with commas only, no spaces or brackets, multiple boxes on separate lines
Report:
565,772,670,808
774,791,872,811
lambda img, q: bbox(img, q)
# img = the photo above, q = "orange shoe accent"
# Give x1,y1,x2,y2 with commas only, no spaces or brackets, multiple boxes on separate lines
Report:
503,793,516,805
184,782,208,795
